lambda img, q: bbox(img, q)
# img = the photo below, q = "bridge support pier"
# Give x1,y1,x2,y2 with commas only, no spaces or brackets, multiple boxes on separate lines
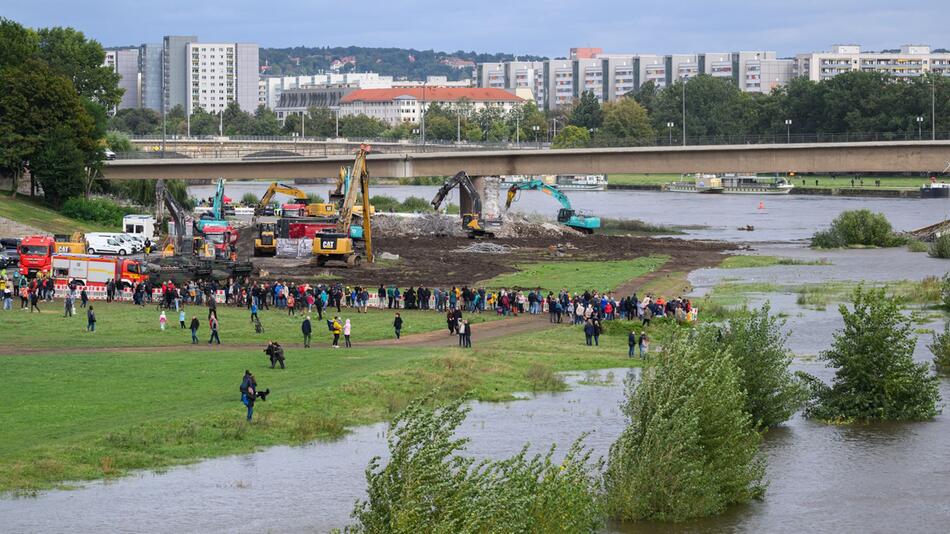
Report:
459,176,501,221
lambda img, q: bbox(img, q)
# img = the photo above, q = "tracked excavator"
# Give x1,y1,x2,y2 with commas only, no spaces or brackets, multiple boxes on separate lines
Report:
430,171,501,238
312,145,374,268
504,179,601,234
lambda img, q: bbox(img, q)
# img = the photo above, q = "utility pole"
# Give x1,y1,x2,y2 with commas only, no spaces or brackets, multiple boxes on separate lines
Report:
681,80,686,146
219,111,223,136
516,116,520,145
161,55,166,158
933,76,937,140
301,113,305,138
457,111,461,143
421,82,427,145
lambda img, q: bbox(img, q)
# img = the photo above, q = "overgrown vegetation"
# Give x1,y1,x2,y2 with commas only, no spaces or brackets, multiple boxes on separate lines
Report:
811,209,906,248
798,287,940,422
350,396,605,533
929,234,950,259
240,192,259,206
604,329,765,522
929,322,950,374
720,303,806,429
61,197,132,227
111,179,194,210
370,194,435,213
907,239,929,253
719,255,830,269
599,218,683,235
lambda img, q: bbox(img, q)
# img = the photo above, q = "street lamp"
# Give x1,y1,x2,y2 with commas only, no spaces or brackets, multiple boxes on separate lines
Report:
515,116,520,145
681,80,686,146
666,121,674,145
532,125,540,148
785,119,792,143
551,117,559,142
917,116,924,140
334,109,339,138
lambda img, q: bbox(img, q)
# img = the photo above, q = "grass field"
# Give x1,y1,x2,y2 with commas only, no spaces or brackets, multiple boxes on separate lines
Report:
0,192,110,234
1,315,650,493
0,302,503,350
607,173,927,190
479,255,667,293
718,255,831,269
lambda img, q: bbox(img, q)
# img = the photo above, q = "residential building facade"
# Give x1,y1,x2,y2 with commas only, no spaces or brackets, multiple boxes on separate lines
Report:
104,47,141,110
184,42,259,115
338,87,523,126
795,44,950,81
162,35,197,113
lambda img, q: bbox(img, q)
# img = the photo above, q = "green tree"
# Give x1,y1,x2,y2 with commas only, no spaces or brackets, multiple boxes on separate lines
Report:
929,322,950,374
722,303,806,429
651,75,754,142
552,125,590,148
605,329,764,521
188,107,219,136
306,106,336,137
339,114,387,138
0,17,39,69
221,101,254,135
600,98,655,143
281,113,302,135
381,121,413,140
35,26,123,108
250,105,281,135
31,126,86,206
105,130,135,152
424,115,455,140
569,90,602,130
799,287,940,421
631,81,659,116
108,108,161,135
485,120,509,142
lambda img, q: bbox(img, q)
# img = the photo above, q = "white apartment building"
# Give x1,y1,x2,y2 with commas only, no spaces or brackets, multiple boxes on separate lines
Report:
185,42,259,115
795,44,950,81
338,87,523,126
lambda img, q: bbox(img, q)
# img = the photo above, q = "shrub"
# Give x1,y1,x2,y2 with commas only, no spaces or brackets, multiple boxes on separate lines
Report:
240,192,259,206
399,196,433,213
929,234,950,259
306,192,326,204
942,274,950,309
350,395,605,532
810,209,905,248
799,286,940,421
604,329,765,522
930,322,950,374
369,195,399,212
907,239,929,253
721,303,806,429
61,197,131,227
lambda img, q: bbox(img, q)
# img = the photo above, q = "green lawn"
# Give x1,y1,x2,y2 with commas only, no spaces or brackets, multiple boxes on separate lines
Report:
608,174,926,190
0,302,502,350
1,320,644,493
479,256,668,293
0,192,111,234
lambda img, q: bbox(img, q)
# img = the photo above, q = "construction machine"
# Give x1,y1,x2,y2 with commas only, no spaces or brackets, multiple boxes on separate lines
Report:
196,178,230,232
431,171,500,238
257,182,338,218
505,179,601,234
312,145,374,268
254,222,277,256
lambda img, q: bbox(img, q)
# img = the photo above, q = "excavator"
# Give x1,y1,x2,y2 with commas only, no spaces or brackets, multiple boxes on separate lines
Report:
312,145,373,268
195,178,230,232
431,171,500,238
505,179,601,234
256,182,338,218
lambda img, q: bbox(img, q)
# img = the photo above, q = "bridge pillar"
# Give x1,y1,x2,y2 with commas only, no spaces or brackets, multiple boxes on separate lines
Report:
459,176,501,220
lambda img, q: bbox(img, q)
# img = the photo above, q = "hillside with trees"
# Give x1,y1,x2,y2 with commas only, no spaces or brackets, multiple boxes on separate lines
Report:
260,46,546,80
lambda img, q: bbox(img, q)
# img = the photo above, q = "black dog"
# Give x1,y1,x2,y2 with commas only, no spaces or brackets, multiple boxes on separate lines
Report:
255,388,270,401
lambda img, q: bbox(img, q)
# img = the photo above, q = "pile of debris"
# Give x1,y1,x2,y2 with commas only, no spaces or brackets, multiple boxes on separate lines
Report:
372,213,466,237
455,242,517,254
494,215,568,238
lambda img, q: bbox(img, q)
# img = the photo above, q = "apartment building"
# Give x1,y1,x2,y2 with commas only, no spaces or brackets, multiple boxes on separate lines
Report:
795,44,950,81
184,42,259,115
138,43,162,111
162,35,197,113
104,48,141,110
338,87,523,126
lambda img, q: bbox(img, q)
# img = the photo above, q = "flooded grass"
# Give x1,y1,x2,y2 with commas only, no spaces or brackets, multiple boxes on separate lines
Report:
599,218,685,235
720,255,831,269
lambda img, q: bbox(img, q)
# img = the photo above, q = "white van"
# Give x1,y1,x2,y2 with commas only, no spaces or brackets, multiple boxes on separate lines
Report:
85,234,131,255
87,233,143,254
123,215,156,240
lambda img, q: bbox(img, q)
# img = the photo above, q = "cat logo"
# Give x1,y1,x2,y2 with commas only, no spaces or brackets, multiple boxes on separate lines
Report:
321,237,338,250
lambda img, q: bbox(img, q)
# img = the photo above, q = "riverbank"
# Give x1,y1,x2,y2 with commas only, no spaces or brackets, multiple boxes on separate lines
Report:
606,183,923,198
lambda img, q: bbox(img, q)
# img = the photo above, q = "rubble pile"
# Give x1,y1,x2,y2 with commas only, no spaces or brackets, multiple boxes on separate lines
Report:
371,213,466,237
456,242,517,254
494,215,568,238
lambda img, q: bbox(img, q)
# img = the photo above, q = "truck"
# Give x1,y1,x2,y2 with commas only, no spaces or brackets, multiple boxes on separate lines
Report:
18,235,55,277
51,254,148,290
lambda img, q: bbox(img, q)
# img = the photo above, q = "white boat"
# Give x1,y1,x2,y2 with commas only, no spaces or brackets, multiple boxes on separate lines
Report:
666,174,724,193
720,175,794,195
554,174,607,191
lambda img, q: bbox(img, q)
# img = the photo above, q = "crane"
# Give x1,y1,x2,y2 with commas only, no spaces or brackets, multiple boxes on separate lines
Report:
431,171,494,237
312,145,373,267
505,179,601,234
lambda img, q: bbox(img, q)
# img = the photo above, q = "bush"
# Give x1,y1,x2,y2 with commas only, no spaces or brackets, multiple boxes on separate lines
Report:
929,322,950,374
399,196,432,213
929,234,950,259
240,192,259,206
907,239,929,253
799,286,940,421
604,329,765,522
350,395,605,533
369,195,399,212
721,303,806,429
61,197,131,227
306,192,325,204
810,209,905,248
942,274,950,309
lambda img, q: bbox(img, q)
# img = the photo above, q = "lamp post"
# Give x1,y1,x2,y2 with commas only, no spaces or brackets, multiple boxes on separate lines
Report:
515,116,520,145
421,82,427,145
301,112,305,139
785,119,792,143
551,117,559,142
532,125,540,148
917,116,924,140
456,111,461,143
681,80,686,146
292,132,298,153
334,109,339,138
666,121,674,145
932,75,937,140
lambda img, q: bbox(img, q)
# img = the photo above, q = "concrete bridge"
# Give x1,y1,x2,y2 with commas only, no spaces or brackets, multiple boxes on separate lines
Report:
104,141,950,181
128,137,494,159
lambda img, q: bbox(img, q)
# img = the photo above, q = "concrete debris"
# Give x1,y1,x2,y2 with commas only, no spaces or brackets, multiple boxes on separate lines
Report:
378,251,400,260
276,238,313,258
908,219,950,242
371,212,571,239
456,242,516,254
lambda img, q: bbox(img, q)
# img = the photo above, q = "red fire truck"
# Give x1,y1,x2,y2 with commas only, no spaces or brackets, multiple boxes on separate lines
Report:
51,254,149,289
18,235,55,277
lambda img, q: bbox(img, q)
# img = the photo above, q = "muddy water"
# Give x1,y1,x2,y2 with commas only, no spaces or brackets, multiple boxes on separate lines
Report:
189,183,945,242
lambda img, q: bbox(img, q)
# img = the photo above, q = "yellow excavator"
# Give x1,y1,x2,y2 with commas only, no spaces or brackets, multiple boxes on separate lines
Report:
256,182,337,218
254,222,277,257
312,145,373,267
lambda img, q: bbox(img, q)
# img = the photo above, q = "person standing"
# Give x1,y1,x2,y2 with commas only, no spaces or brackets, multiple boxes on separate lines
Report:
457,320,465,347
592,319,601,346
159,310,167,331
63,291,73,317
29,289,40,313
463,320,472,348
302,315,312,348
287,293,296,316
628,330,637,358
208,312,221,344
639,333,649,359
393,312,403,339
583,320,594,346
179,309,186,329
446,309,456,334
265,341,286,369
331,316,342,348
86,305,96,332
189,315,200,344
250,301,258,323
343,318,352,348
240,371,257,421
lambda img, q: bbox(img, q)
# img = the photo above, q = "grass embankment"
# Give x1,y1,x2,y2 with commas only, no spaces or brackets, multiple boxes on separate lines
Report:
607,174,924,190
1,316,656,494
480,255,667,293
598,218,684,236
0,191,111,234
719,255,831,269
0,303,501,350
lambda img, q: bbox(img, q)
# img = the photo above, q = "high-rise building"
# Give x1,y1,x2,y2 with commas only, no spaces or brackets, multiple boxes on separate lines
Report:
163,35,197,113
795,44,950,81
104,47,140,110
138,43,163,112
184,42,259,115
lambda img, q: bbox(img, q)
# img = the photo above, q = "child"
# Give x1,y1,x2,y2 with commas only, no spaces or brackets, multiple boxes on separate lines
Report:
159,310,167,330
343,318,352,348
179,309,186,329
250,301,258,323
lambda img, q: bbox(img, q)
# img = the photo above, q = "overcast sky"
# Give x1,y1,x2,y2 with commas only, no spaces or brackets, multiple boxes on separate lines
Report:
6,0,948,57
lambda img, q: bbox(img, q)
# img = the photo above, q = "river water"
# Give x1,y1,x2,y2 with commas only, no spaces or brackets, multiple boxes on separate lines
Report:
6,190,950,532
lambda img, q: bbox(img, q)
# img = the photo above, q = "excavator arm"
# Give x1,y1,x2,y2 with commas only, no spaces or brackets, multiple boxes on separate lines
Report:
157,179,194,256
336,145,370,235
505,179,600,233
431,171,487,235
257,182,308,213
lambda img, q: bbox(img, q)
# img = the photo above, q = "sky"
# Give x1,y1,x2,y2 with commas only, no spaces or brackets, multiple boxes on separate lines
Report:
6,0,949,57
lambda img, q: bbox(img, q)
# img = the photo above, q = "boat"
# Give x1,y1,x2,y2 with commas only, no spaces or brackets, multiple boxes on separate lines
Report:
720,175,794,195
920,178,950,199
666,174,724,193
554,175,607,191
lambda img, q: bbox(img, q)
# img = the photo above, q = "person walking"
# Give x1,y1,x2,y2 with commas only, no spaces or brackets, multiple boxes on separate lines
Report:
80,287,88,309
287,293,296,316
592,319,601,346
63,291,73,317
179,309,186,329
250,301,258,323
628,330,637,358
343,318,352,348
463,320,472,348
29,289,40,313
583,320,594,346
393,312,403,339
446,309,456,334
189,315,200,344
265,341,286,369
159,310,167,331
86,305,96,332
331,316,342,348
208,312,221,344
240,371,257,421
302,315,312,348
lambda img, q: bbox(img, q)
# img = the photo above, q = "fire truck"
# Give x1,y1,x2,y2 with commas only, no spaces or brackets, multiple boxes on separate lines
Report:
18,235,55,277
51,254,149,289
